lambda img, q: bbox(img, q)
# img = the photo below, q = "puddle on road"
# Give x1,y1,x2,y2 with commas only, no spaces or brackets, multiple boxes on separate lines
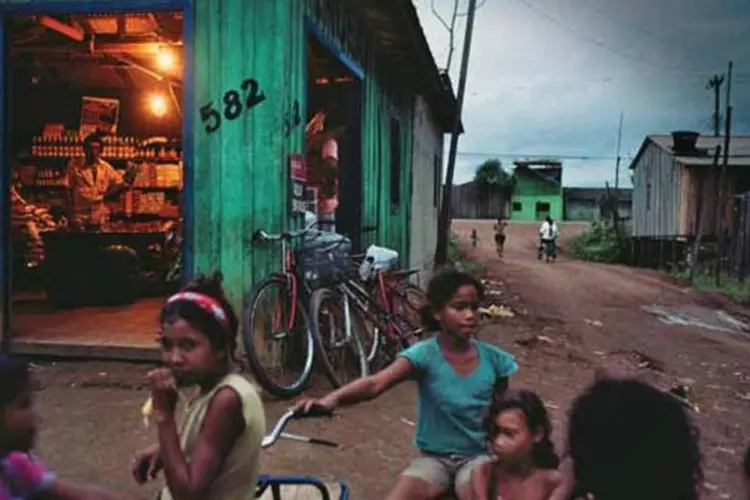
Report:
642,304,750,337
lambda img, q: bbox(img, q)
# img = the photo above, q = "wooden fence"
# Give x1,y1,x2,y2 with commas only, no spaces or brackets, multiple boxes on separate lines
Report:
729,192,750,281
629,236,694,271
450,182,510,219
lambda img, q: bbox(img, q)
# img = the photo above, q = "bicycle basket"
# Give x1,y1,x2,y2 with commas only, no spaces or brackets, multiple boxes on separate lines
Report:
358,245,400,281
296,231,353,286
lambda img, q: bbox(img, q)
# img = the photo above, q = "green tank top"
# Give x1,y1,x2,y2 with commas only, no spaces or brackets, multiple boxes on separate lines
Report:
160,374,266,500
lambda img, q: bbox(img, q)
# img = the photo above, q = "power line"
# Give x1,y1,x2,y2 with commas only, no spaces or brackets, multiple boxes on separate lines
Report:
515,0,732,75
457,151,634,161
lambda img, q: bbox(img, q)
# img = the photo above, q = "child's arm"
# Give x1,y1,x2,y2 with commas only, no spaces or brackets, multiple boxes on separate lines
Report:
457,462,492,500
157,387,246,500
148,366,247,500
548,456,576,500
297,356,415,412
1,453,122,500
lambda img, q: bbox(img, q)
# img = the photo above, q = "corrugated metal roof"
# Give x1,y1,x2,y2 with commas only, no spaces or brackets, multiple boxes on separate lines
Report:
564,187,633,202
355,0,460,132
647,134,750,167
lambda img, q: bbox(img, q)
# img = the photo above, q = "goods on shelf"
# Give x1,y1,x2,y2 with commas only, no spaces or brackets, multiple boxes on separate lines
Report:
130,162,182,188
29,133,182,161
11,187,58,267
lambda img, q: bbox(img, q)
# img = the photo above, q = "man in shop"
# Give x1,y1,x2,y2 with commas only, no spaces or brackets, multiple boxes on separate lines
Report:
305,110,341,232
65,131,137,230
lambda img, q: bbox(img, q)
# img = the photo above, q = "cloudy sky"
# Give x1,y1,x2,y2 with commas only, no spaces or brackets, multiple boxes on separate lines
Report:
413,0,750,187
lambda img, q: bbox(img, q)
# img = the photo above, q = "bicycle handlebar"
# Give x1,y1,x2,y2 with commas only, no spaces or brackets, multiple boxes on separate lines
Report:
261,404,337,449
252,222,379,245
252,220,322,244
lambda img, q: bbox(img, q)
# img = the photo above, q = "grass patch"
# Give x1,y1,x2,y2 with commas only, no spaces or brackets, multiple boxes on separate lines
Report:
675,269,750,304
447,231,485,275
567,220,624,263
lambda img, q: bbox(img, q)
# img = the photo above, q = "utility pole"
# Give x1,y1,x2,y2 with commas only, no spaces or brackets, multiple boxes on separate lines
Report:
614,111,624,190
434,0,478,267
715,61,733,285
706,74,725,137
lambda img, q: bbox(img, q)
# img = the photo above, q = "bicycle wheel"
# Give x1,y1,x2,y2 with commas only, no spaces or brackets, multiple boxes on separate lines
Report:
390,282,426,332
243,274,315,399
309,287,369,388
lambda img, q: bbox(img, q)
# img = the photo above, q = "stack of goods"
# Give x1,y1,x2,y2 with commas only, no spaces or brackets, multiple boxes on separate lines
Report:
10,187,58,268
130,162,182,189
30,134,183,161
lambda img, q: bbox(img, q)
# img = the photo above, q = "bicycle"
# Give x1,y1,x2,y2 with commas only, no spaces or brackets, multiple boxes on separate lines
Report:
310,254,425,386
355,251,426,364
244,221,366,398
257,405,349,499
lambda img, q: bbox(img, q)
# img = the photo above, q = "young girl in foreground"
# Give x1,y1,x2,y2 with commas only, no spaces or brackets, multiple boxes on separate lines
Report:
0,355,121,500
132,272,266,500
458,390,562,500
296,268,519,499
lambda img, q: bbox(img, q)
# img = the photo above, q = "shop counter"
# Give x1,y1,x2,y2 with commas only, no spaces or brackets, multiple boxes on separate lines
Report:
41,230,168,308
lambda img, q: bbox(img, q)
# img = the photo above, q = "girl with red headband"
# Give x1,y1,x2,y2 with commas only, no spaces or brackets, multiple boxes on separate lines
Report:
131,272,266,500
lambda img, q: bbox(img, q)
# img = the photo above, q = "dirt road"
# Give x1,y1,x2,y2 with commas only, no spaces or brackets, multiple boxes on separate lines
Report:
455,219,750,499
26,220,750,499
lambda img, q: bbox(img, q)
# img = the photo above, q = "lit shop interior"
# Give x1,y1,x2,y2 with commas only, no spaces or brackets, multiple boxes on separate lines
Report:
7,12,184,351
303,31,363,248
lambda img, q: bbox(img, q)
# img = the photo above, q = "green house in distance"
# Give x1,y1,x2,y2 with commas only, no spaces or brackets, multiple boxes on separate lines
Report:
510,160,564,221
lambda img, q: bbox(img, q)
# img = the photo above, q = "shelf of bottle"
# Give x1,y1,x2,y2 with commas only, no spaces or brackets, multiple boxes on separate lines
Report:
22,184,180,191
27,156,183,163
110,212,179,220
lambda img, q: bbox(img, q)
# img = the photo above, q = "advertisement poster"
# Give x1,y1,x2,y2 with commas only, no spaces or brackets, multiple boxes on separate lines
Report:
290,154,308,214
79,96,120,137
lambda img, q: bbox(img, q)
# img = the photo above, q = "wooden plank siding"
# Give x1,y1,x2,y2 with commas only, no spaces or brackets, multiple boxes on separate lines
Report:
631,142,679,237
409,95,443,284
306,0,414,264
0,0,420,324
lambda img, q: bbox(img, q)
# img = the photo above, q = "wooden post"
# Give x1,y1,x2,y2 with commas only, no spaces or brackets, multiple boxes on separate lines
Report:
691,147,720,283
716,61,733,286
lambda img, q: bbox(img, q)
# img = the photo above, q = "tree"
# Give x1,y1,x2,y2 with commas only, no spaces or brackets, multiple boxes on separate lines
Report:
474,159,514,217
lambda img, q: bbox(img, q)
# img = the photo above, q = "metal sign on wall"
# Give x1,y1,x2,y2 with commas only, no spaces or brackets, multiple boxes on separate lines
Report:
290,154,307,214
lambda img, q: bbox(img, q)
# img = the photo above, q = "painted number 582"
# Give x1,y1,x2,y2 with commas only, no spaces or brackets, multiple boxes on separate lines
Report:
200,78,267,134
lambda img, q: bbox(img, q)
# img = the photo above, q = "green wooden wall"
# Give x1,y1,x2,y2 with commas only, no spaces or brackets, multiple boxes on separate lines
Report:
511,174,563,221
1,0,415,314
304,0,413,267
191,0,305,314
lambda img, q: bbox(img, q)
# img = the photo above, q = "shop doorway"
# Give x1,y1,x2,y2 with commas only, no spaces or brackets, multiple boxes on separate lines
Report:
304,28,364,249
2,5,190,357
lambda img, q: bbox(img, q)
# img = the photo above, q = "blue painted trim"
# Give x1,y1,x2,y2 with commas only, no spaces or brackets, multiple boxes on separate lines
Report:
0,9,8,351
180,0,195,281
299,12,309,231
305,18,365,80
1,0,184,14
0,0,195,348
257,475,349,499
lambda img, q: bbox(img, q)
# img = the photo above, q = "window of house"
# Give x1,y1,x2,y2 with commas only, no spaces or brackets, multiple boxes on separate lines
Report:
390,118,401,207
512,202,522,212
433,155,441,208
646,182,652,211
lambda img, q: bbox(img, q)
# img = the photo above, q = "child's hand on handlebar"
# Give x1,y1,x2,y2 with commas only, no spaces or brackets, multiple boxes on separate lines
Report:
292,397,335,417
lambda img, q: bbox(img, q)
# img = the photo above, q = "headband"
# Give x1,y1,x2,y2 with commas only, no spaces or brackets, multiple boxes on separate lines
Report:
165,291,229,328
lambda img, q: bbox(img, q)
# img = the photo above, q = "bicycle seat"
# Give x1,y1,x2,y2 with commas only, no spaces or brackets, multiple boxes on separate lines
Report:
256,474,349,499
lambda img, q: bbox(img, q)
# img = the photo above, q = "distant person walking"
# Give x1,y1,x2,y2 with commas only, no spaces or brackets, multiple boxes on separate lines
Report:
493,217,508,258
539,216,558,263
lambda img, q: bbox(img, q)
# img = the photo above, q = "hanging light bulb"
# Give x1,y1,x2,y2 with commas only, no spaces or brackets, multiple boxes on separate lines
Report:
155,47,176,71
148,93,168,117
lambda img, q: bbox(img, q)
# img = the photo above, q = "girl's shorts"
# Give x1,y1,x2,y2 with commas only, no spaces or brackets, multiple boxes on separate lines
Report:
401,451,491,490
